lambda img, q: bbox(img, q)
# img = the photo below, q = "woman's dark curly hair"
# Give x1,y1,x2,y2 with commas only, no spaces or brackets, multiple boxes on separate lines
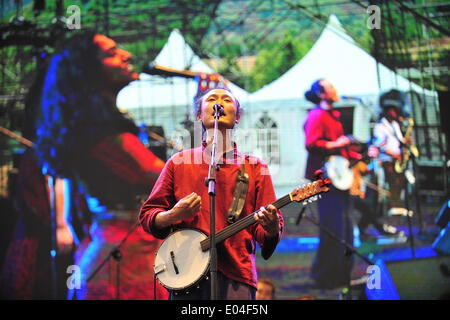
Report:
34,31,137,178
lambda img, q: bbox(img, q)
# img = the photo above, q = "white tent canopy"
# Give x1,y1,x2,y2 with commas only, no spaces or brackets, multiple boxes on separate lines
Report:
117,29,249,111
250,14,433,103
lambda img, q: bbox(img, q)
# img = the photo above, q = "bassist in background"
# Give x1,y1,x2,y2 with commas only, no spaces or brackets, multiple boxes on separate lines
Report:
139,87,284,300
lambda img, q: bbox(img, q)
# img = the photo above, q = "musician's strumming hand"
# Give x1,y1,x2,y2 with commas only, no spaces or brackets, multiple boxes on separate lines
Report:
154,192,202,229
255,204,280,238
326,135,351,150
171,192,202,220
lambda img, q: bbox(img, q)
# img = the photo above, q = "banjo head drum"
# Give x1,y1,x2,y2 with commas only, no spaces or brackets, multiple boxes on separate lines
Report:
154,229,210,291
324,155,354,190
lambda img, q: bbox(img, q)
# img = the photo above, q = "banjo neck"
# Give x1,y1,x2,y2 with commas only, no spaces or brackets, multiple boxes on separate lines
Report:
199,182,323,252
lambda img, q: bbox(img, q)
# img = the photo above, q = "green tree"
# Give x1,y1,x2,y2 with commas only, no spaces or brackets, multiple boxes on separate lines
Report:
249,31,314,92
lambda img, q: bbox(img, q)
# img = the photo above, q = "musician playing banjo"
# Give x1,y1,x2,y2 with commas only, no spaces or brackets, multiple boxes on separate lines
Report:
303,79,362,289
139,87,284,300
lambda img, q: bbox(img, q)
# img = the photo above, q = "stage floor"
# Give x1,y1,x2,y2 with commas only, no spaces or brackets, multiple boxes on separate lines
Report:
256,197,445,300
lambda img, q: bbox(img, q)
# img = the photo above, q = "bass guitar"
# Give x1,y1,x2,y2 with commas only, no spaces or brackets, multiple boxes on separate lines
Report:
153,170,331,293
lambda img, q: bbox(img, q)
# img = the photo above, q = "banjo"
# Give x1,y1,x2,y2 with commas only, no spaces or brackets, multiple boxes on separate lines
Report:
324,155,354,190
153,170,331,293
324,135,364,190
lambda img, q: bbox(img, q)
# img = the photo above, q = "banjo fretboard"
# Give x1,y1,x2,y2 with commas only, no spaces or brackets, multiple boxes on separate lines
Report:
199,181,322,251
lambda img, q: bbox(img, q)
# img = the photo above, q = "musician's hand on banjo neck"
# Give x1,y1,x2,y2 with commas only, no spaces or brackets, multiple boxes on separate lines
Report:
254,204,280,238
154,192,202,229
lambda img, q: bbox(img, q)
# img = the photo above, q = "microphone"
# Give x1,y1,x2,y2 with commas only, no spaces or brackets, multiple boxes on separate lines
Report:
140,62,196,79
213,104,225,118
341,95,363,102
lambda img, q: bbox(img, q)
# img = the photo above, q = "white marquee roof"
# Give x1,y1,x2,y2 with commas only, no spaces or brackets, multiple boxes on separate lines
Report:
250,15,433,102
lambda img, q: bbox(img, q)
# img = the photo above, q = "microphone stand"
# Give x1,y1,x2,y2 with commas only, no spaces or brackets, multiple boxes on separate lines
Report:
392,120,420,258
86,220,140,300
296,204,375,300
205,104,223,300
47,175,58,300
400,142,419,259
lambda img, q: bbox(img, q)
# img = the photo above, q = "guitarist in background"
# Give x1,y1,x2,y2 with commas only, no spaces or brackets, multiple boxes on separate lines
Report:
140,87,284,300
303,79,361,289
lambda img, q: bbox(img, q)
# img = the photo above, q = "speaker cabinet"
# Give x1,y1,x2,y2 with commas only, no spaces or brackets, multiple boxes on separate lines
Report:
435,200,450,229
366,256,450,300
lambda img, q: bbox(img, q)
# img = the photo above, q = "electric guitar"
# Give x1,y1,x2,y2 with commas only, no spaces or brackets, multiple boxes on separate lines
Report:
153,170,331,293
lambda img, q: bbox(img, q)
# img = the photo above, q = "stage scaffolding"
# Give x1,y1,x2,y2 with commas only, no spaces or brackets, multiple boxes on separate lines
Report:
0,0,449,199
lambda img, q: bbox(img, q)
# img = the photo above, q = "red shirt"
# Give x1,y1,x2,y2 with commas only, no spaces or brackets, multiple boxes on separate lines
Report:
139,144,284,289
304,107,359,180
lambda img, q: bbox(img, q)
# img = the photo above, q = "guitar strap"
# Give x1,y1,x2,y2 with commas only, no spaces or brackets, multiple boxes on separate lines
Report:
381,118,404,144
226,157,249,224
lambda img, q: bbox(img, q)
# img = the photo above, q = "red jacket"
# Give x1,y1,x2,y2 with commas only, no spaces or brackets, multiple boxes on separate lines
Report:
139,144,284,289
304,107,359,180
